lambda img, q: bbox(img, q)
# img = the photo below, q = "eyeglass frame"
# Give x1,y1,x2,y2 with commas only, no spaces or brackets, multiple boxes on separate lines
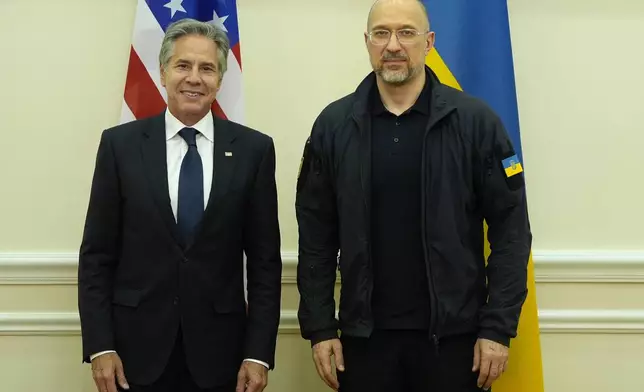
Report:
366,28,431,46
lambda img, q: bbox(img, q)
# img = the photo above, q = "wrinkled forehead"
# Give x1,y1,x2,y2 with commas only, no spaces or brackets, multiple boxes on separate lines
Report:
367,0,429,31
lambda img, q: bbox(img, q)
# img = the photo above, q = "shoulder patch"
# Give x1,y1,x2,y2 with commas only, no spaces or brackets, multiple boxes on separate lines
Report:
502,154,523,178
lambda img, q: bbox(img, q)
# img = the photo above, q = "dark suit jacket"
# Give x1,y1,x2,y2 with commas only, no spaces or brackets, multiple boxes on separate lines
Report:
77,111,282,388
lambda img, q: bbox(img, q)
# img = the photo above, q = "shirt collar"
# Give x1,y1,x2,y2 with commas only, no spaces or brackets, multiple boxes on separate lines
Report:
371,75,432,116
165,109,214,142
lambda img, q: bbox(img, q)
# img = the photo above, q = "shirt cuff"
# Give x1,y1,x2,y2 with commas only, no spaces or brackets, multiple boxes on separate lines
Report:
90,350,116,361
243,358,269,369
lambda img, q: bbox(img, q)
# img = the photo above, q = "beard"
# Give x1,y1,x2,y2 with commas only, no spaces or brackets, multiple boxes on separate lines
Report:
375,52,420,85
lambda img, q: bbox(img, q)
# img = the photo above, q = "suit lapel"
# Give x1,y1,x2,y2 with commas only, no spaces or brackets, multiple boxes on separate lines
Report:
140,113,184,246
195,115,237,237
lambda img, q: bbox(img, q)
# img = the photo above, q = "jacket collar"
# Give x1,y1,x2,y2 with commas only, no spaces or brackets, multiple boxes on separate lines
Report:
351,65,456,124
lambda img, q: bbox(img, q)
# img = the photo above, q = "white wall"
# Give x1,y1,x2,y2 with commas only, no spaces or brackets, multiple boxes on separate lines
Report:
509,0,644,250
0,0,643,391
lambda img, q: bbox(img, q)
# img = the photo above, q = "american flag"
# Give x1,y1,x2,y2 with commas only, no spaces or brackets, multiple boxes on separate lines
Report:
120,0,244,125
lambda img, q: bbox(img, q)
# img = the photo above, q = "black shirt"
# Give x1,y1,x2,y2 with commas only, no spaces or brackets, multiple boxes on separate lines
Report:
370,78,432,330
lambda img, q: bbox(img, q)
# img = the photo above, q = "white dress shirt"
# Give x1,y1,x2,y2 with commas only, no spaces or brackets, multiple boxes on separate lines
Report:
91,109,268,370
165,108,214,219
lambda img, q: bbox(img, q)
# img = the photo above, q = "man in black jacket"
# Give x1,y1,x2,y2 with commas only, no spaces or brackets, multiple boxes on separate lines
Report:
295,1,532,391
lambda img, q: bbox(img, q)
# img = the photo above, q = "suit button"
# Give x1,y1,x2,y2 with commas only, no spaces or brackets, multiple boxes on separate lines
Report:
173,296,179,305
182,257,188,263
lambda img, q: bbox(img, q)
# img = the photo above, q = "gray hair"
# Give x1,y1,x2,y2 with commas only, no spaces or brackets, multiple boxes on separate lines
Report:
159,18,230,79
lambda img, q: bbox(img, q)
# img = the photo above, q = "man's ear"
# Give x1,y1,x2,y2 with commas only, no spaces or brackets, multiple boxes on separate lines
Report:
425,31,436,56
160,65,166,87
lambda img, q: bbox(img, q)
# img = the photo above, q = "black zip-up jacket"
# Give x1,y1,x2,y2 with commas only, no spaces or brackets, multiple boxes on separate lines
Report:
295,66,532,348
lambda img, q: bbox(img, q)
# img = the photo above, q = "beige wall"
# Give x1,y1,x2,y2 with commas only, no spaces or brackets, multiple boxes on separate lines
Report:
0,0,643,391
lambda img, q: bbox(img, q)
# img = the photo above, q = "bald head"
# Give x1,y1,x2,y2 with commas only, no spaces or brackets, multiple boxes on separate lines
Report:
367,0,429,31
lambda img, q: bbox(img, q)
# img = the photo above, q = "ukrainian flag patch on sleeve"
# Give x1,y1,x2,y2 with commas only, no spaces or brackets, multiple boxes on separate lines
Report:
502,154,523,177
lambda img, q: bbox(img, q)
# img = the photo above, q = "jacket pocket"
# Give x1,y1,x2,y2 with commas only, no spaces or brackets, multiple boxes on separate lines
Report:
111,288,143,308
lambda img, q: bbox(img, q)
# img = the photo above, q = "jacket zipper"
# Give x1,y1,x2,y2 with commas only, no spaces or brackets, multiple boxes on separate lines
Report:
421,120,440,356
355,114,374,329
360,157,372,301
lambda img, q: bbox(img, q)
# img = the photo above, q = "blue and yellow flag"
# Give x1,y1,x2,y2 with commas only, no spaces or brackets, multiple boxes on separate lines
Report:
423,1,544,391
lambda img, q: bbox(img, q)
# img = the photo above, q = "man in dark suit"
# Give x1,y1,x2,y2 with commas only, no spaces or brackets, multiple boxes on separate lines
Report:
78,18,282,392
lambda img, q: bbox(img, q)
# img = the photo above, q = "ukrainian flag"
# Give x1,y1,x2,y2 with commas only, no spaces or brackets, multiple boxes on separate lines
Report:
503,155,524,178
422,1,545,391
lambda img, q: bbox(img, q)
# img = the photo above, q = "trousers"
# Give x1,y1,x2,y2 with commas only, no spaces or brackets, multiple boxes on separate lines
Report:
118,328,236,392
337,329,486,392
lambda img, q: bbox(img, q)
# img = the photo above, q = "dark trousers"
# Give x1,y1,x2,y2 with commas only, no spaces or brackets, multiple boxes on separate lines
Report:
338,330,485,392
119,329,236,392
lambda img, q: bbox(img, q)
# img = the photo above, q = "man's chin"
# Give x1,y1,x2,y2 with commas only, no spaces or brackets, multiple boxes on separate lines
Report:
380,71,411,85
178,102,210,115
169,103,211,123
377,65,424,85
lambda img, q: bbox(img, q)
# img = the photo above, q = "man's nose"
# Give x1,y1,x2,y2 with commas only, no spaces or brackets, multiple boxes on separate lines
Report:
186,67,201,83
386,33,402,51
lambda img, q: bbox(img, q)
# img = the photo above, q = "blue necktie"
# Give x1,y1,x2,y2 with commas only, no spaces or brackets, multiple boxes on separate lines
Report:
177,127,204,243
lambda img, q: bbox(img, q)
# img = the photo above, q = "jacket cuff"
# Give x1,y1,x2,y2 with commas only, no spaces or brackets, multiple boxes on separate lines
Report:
478,329,511,348
309,330,339,347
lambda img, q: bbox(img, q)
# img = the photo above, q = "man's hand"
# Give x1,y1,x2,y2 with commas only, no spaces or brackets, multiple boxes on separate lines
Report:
312,338,345,391
236,360,268,392
472,338,509,390
91,352,129,392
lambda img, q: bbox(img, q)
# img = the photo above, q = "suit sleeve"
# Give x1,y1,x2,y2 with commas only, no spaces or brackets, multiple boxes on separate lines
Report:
78,130,121,362
477,112,532,347
295,120,340,346
242,137,283,369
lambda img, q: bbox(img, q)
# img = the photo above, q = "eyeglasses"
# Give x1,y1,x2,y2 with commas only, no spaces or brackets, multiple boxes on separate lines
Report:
367,29,429,46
